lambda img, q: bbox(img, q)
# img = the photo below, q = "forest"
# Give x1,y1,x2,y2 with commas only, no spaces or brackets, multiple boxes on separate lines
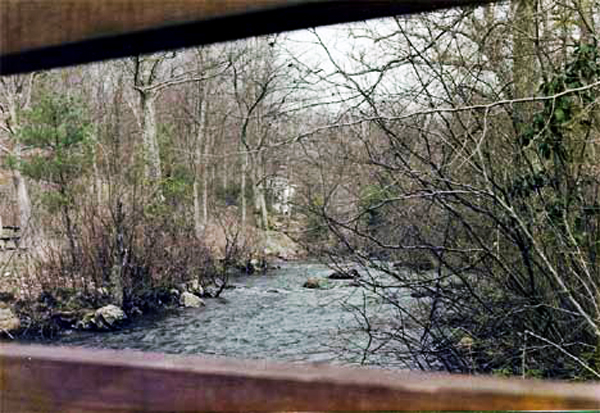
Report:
1,0,600,380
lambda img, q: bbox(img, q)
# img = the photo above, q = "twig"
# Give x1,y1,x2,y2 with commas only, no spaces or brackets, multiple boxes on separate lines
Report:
525,330,600,379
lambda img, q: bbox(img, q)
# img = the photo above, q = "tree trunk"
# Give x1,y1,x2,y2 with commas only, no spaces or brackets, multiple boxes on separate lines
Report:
202,151,209,226
193,81,209,235
577,0,593,43
223,157,228,192
140,91,162,191
91,126,102,205
10,131,33,247
241,151,248,229
193,180,202,239
5,94,34,246
202,100,211,227
255,156,269,231
110,201,125,307
511,0,537,135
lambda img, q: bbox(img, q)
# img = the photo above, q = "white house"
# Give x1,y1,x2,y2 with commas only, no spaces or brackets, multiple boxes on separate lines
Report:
269,176,295,216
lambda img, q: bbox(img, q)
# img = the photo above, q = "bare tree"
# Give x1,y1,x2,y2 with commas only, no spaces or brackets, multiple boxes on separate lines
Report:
298,3,600,378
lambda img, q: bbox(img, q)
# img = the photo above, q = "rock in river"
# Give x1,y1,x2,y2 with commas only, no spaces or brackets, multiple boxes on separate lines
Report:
328,268,360,280
303,277,321,289
180,292,205,308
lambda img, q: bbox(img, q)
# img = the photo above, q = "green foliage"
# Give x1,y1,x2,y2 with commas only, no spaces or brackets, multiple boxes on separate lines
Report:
157,123,193,204
515,42,600,232
306,195,329,242
360,184,394,227
519,41,599,162
161,176,191,201
40,191,73,214
15,94,93,209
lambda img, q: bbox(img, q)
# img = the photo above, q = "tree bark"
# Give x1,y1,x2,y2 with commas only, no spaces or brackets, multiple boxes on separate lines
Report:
202,100,211,227
91,126,102,206
7,99,34,246
12,165,32,243
140,91,162,188
193,180,202,238
511,0,537,135
241,151,248,229
192,80,209,237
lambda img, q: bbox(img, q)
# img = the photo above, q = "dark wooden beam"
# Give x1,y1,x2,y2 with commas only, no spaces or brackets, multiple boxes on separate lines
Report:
1,344,599,411
1,0,496,75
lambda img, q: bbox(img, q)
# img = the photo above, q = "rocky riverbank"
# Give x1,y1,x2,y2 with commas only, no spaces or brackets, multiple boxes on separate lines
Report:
0,278,214,340
44,262,399,367
0,230,305,341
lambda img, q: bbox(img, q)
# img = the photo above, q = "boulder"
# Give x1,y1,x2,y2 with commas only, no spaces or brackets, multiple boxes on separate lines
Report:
203,287,217,298
303,277,321,289
0,306,20,333
180,292,205,308
75,311,96,330
94,305,127,330
328,268,360,280
187,279,204,296
264,231,302,260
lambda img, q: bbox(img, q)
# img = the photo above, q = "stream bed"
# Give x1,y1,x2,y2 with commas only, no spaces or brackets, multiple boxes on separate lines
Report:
47,262,408,367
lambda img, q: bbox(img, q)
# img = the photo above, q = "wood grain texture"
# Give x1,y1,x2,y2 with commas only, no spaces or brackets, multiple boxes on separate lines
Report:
0,0,495,74
1,0,284,55
1,344,599,411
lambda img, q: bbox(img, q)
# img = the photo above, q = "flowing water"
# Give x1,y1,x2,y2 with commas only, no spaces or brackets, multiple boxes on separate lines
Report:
50,262,408,367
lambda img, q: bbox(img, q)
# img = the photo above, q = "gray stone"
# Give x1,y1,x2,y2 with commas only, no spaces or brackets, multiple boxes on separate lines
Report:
94,305,127,330
188,279,204,296
0,307,20,332
75,311,96,330
303,277,321,289
328,268,360,280
180,292,205,308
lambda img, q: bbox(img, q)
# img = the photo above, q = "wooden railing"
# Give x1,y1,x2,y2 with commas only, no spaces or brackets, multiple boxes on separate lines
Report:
2,1,600,411
1,344,599,411
1,0,496,75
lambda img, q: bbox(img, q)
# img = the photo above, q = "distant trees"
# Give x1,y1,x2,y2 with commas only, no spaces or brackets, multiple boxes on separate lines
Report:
0,37,305,310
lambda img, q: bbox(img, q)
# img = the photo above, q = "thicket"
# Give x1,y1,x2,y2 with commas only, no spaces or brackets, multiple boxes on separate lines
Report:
6,93,250,335
310,39,600,379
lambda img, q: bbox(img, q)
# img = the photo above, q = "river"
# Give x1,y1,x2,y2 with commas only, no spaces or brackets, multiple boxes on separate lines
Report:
50,262,409,368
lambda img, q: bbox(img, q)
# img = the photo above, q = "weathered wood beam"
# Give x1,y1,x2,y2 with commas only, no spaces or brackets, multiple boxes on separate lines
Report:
1,344,599,411
1,0,496,75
